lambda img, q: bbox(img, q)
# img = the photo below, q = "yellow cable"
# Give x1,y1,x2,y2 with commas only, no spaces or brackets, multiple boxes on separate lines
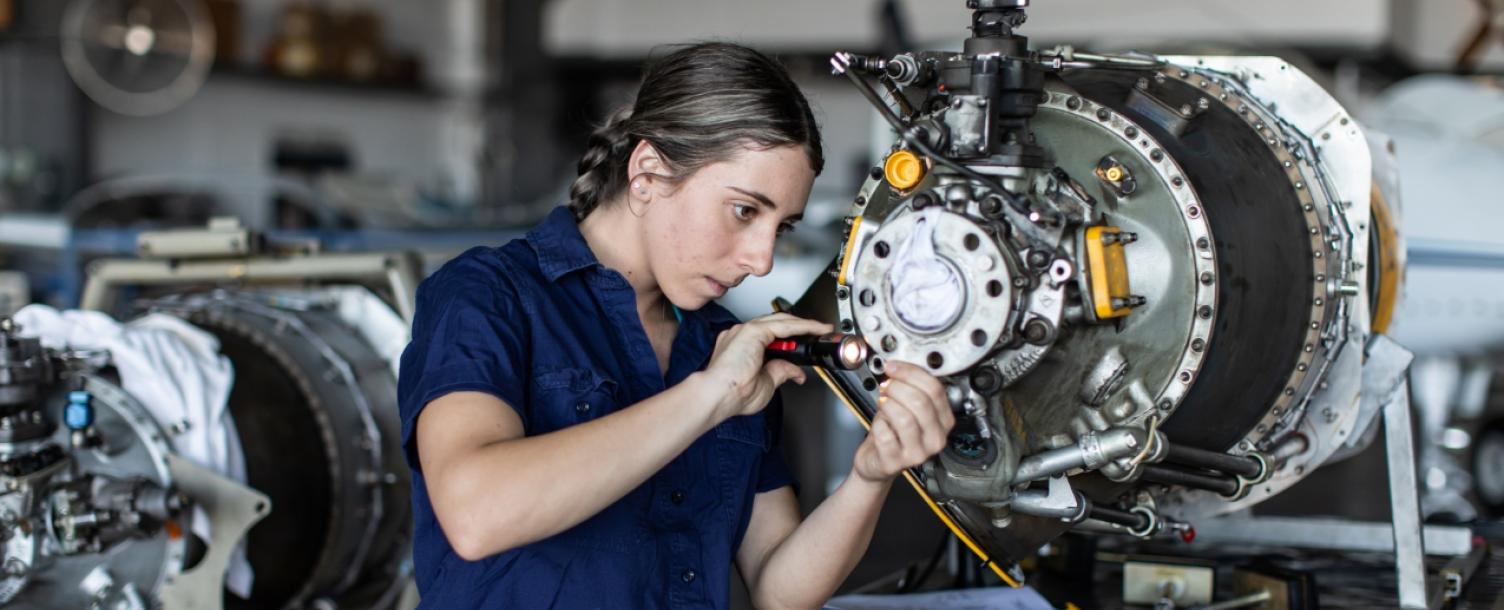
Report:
811,365,1022,588
767,297,1021,588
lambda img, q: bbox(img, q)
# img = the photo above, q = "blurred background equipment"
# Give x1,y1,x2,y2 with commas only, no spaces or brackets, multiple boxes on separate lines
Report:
1364,74,1504,526
0,314,228,610
1457,0,1504,72
59,0,216,117
0,221,418,609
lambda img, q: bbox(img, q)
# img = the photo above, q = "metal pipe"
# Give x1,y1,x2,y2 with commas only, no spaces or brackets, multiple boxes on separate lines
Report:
1140,464,1240,496
1013,445,1090,484
1069,519,1129,536
1087,505,1149,530
1269,432,1310,464
1164,443,1263,479
1010,489,1090,523
1012,428,1142,484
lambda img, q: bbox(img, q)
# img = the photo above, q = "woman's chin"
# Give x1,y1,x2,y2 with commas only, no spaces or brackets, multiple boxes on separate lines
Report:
664,288,709,313
681,296,712,311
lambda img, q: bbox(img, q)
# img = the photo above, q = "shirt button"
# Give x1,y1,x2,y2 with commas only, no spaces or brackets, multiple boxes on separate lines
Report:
681,569,696,583
575,402,591,414
670,490,685,504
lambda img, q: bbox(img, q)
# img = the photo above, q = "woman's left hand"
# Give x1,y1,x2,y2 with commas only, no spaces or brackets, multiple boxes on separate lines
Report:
852,361,957,483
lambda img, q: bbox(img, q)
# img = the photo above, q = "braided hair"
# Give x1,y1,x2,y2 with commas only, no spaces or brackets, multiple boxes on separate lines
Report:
568,42,824,220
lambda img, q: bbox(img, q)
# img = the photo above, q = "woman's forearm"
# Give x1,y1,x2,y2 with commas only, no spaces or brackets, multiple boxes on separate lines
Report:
752,471,895,609
432,373,724,560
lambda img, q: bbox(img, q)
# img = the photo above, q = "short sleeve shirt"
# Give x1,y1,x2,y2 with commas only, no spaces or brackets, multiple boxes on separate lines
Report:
397,206,797,609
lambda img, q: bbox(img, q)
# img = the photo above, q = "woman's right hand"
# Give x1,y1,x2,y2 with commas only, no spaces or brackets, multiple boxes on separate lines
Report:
700,313,833,420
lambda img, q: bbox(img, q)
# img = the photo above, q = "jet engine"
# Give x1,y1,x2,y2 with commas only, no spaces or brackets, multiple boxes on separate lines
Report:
802,0,1405,566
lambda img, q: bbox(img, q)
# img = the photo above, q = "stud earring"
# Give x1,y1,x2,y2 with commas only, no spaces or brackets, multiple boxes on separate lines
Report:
627,181,649,217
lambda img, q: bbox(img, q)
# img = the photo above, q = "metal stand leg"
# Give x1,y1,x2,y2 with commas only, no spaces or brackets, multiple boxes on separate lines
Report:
1384,380,1428,609
1187,377,1469,609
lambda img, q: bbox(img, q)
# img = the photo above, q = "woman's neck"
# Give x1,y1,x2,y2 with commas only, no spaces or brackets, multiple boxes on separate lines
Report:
578,200,673,323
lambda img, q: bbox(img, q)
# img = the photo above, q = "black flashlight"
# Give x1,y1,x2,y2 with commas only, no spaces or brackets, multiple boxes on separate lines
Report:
765,333,869,370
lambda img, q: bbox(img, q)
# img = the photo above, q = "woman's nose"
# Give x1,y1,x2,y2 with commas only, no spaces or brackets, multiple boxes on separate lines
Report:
740,234,775,277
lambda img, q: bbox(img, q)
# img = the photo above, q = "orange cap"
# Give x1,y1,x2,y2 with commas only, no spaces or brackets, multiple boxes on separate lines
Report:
884,150,925,190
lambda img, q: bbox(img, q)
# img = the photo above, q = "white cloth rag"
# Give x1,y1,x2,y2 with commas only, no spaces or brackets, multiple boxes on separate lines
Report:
332,286,409,379
887,207,965,332
12,305,254,598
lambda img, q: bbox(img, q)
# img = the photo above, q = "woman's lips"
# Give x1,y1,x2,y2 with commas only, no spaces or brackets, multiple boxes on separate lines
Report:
707,277,730,297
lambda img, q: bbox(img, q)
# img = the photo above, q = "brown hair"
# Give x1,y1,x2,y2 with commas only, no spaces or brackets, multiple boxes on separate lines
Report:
568,42,824,220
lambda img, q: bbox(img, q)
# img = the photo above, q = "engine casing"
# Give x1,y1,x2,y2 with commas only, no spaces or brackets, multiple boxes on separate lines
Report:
811,1,1402,562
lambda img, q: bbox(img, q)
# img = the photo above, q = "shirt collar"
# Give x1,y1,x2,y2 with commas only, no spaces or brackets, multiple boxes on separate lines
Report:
526,206,744,327
526,206,600,282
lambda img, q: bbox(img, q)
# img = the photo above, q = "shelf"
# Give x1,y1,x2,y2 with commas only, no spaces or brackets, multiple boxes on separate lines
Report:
208,62,442,100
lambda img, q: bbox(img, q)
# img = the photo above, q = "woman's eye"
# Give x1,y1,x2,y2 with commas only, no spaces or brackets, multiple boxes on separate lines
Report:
777,222,796,236
733,203,755,221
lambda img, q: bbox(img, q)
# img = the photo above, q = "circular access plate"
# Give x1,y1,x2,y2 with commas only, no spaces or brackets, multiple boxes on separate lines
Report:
850,208,1015,377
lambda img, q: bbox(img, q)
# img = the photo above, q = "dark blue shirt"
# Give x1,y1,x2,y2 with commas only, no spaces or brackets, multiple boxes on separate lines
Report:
398,206,796,609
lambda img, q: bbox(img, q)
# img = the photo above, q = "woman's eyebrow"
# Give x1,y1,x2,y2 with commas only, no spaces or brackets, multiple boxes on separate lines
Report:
729,186,802,221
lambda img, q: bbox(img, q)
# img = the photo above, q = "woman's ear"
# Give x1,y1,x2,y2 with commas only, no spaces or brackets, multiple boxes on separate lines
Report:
627,140,669,193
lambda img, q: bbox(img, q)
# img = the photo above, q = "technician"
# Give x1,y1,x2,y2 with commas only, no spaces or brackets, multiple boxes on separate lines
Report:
399,42,955,609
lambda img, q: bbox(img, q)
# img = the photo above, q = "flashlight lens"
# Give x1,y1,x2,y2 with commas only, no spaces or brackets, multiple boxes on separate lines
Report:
839,337,866,369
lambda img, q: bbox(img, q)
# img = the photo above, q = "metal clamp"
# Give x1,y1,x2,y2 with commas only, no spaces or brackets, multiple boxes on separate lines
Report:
1127,505,1160,538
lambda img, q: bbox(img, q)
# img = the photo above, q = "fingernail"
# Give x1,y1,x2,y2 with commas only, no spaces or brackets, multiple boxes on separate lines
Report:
879,380,890,389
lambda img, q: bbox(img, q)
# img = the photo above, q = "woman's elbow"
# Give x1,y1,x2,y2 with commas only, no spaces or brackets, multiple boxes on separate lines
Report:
448,525,500,562
431,479,526,561
439,507,527,561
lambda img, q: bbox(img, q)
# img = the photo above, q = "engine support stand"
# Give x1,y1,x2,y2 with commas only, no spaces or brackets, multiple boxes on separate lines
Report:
1186,381,1474,609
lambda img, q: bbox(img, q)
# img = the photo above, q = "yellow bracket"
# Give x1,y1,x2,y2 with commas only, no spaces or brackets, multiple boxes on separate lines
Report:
1084,226,1132,319
836,215,863,286
1370,182,1403,335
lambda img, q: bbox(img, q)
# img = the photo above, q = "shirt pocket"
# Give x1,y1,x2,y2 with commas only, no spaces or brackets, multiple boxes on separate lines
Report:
713,414,770,450
532,368,620,433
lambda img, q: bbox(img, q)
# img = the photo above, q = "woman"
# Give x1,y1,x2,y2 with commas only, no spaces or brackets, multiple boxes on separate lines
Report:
399,42,955,609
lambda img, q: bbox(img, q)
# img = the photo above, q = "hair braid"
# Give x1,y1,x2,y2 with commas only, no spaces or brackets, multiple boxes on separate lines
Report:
567,108,636,221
